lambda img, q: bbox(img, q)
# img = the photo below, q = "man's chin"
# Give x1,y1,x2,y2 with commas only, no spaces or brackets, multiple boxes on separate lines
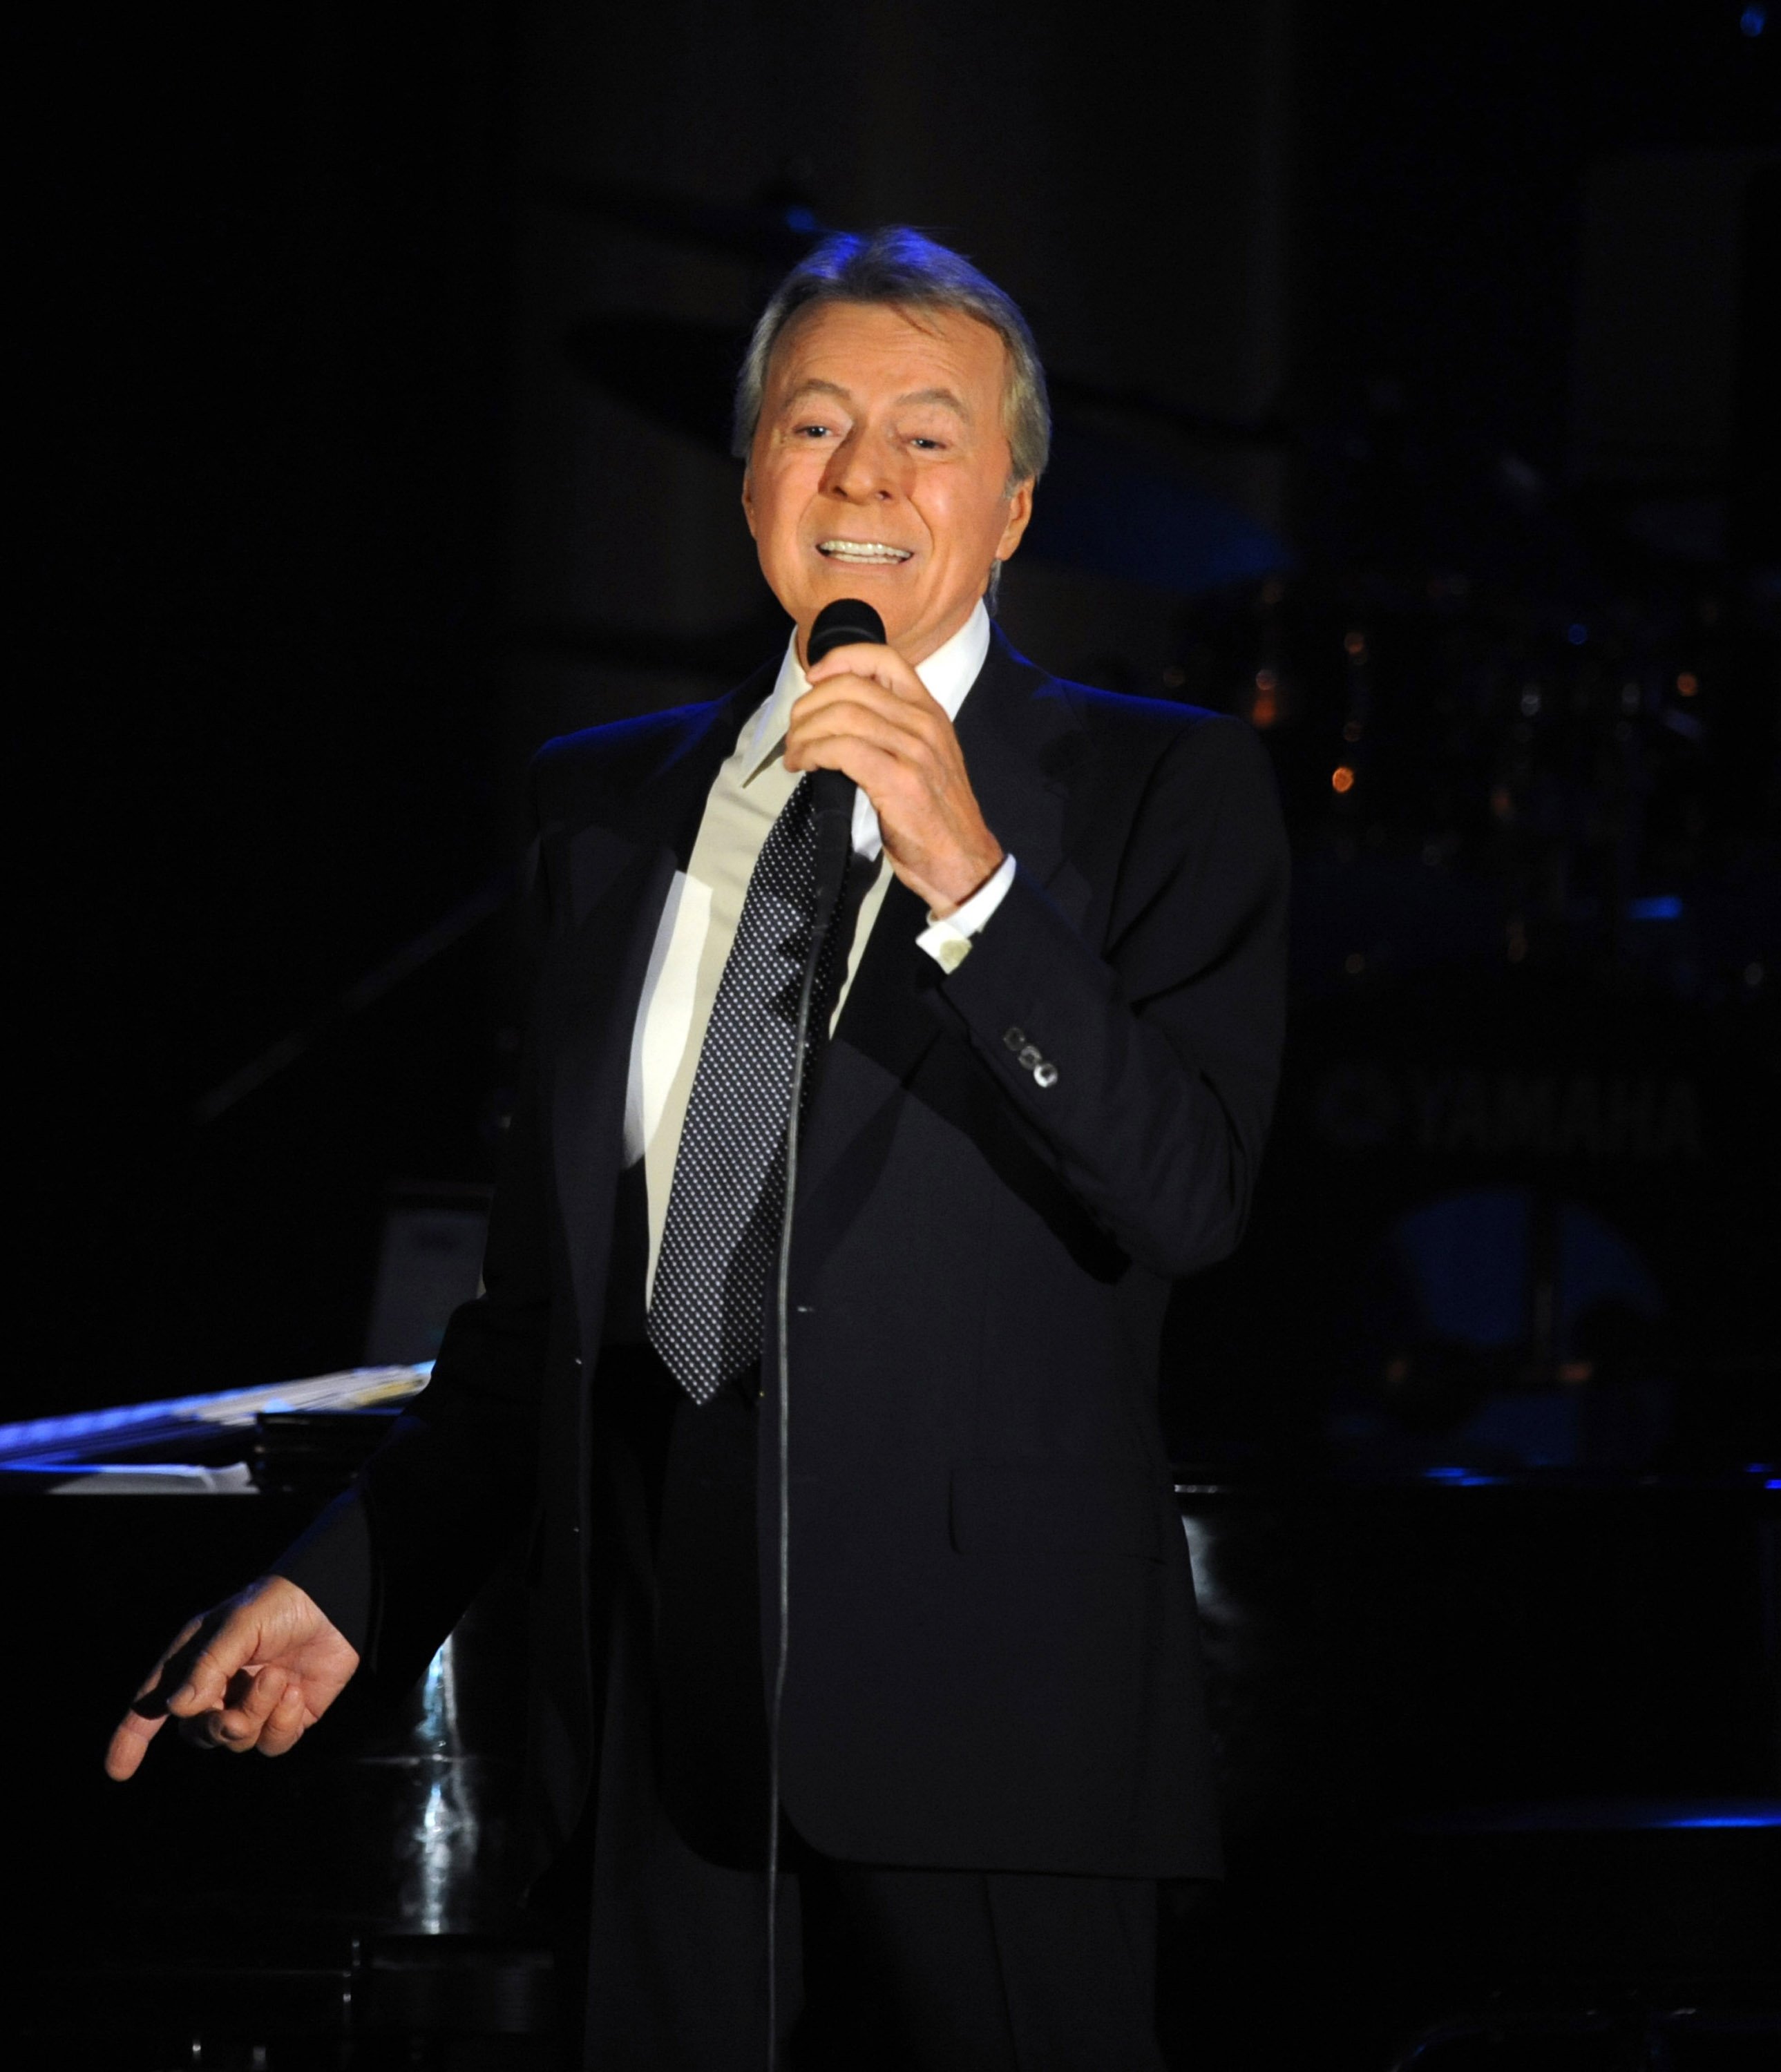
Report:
805,562,916,606
781,579,920,650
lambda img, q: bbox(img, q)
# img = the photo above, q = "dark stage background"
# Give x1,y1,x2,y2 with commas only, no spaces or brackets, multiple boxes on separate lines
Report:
17,1,1778,1450
17,3,1778,1450
8,1,1780,2065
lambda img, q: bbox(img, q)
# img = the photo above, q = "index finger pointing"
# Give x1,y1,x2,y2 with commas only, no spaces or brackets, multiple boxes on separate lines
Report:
105,1706,169,1782
103,1613,204,1779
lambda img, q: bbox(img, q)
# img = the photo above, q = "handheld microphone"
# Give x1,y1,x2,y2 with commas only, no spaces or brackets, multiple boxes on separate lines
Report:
804,597,886,915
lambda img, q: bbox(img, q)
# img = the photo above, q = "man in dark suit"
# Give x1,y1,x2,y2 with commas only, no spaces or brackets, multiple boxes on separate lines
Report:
109,227,1288,2069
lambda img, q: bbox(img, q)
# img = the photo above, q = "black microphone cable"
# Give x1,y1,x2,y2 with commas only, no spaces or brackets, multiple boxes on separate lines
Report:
765,597,885,2069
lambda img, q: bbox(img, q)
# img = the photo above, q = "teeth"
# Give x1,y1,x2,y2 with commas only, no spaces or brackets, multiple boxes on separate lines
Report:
817,539,911,562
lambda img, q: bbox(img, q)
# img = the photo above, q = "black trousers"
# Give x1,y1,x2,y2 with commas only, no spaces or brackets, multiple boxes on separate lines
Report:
557,1810,1163,2071
562,1347,1166,2071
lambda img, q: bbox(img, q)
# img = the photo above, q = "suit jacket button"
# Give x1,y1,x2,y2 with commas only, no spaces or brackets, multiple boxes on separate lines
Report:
1034,1060,1058,1088
1018,1044,1042,1072
1003,1026,1025,1053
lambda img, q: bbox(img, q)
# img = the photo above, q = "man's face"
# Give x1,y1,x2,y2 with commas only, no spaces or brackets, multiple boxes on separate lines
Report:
742,300,1034,666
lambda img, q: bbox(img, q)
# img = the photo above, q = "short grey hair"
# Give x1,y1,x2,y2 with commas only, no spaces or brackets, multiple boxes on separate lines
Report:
732,226,1051,492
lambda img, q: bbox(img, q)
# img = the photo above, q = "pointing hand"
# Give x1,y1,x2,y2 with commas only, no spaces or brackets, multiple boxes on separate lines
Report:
105,1574,359,1780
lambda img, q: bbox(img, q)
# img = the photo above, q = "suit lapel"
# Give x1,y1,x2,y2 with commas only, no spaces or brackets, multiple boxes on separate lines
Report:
796,628,1084,1211
546,677,766,1353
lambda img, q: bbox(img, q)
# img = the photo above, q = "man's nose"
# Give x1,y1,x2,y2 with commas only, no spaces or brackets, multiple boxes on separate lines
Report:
822,430,896,501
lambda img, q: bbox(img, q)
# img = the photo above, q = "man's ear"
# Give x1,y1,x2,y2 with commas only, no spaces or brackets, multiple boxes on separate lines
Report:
994,477,1035,563
741,467,757,540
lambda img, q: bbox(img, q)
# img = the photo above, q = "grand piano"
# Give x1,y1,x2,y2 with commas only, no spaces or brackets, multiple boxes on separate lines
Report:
4,1372,1777,2069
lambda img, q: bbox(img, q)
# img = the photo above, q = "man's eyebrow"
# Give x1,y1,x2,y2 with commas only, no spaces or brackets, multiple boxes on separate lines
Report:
775,378,971,419
779,377,851,409
896,386,971,418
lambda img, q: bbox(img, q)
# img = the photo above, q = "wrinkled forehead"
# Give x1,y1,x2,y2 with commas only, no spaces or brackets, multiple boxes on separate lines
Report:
763,298,1011,411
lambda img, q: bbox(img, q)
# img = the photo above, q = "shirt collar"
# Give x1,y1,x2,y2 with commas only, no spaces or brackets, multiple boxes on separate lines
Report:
741,599,993,784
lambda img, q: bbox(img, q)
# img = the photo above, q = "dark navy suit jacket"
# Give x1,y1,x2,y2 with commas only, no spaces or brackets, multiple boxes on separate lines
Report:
280,624,1289,1881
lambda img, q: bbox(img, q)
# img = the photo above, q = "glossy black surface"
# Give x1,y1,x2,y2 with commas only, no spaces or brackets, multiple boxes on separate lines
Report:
6,1424,1776,2062
1178,1475,1781,1840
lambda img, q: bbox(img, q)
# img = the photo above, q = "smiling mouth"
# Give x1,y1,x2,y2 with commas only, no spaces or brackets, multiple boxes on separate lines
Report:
816,539,913,565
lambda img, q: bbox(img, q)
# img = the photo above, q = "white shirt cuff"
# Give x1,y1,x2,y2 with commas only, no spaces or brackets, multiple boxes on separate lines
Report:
915,854,1017,974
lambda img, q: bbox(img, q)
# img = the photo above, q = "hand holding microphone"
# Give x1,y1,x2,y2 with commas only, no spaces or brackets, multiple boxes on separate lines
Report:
790,599,1005,919
801,597,885,915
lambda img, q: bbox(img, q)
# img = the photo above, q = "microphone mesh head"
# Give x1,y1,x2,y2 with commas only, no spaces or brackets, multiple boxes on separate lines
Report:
808,598,886,665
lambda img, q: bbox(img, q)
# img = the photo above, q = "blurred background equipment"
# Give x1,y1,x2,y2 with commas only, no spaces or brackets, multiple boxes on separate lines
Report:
362,1184,493,1369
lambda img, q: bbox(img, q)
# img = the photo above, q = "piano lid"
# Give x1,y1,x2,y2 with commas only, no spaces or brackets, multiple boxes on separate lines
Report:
0,1363,431,1470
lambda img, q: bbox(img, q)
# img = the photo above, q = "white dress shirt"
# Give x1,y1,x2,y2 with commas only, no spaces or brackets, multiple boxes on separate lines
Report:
624,600,1016,1298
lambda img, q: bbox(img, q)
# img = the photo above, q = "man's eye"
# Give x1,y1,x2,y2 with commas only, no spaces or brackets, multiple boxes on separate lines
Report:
794,423,832,439
909,437,945,452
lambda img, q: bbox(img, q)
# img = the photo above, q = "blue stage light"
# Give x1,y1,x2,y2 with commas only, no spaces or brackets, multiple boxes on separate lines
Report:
1566,622,1588,645
1627,894,1683,921
1424,1798,1781,1832
1740,6,1765,37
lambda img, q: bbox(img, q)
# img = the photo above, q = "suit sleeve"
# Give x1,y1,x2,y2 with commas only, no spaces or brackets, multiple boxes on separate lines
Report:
273,770,560,1684
939,714,1288,1280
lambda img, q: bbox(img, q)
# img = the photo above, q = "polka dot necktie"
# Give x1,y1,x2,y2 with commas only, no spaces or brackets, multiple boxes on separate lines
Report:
647,774,844,1404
